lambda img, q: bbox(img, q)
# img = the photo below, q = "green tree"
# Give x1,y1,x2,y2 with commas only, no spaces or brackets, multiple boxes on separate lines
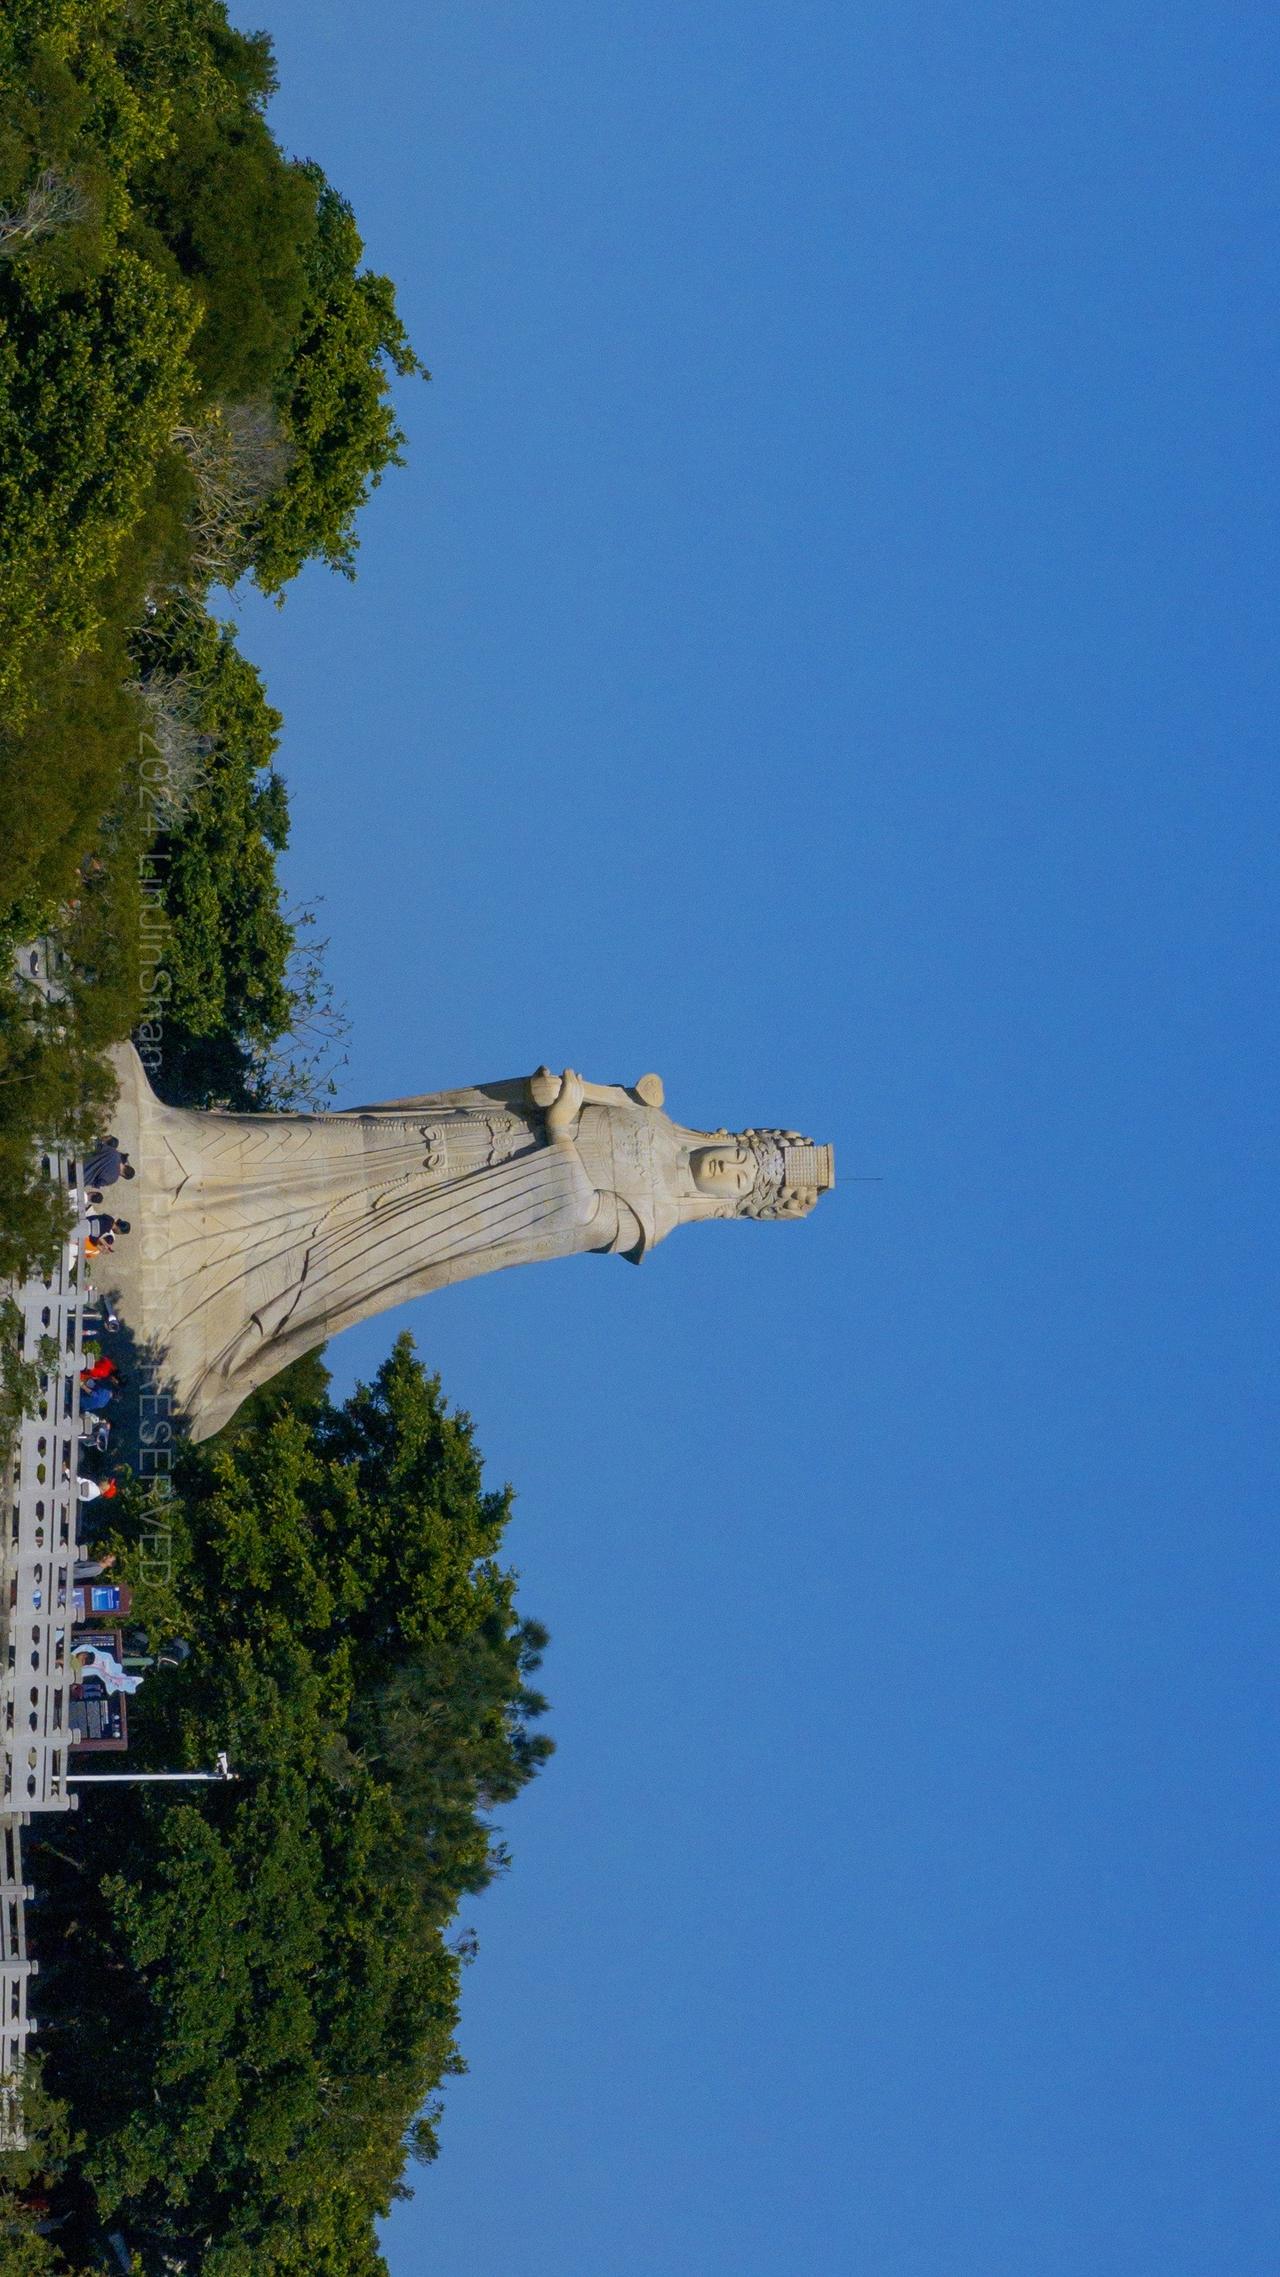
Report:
36,1339,551,2275
0,963,121,1281
0,246,197,719
137,109,318,399
250,176,425,590
0,2056,81,2276
130,604,295,1104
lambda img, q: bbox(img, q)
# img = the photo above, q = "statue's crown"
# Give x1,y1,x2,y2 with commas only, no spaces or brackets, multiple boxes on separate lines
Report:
738,1130,835,1218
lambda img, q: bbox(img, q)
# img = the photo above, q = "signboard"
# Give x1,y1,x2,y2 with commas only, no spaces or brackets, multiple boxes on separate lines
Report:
71,1583,132,1621
69,1627,129,1753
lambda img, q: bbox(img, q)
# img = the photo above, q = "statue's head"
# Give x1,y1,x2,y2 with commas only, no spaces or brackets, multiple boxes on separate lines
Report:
689,1131,835,1219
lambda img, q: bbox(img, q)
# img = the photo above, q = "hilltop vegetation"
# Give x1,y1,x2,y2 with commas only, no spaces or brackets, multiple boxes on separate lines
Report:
2,1341,554,2274
0,0,423,1269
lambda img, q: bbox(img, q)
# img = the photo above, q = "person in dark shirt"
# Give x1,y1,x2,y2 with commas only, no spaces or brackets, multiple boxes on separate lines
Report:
83,1140,135,1188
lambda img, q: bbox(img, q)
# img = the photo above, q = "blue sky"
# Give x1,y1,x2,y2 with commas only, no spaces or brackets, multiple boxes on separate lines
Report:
224,5,1278,2271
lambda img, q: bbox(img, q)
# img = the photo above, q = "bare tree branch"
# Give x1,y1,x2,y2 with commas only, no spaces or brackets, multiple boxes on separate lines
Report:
0,168,90,257
129,670,214,822
172,400,294,588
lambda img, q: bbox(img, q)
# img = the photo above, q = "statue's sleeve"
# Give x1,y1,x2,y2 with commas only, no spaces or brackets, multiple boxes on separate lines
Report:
336,1077,532,1117
576,1193,646,1262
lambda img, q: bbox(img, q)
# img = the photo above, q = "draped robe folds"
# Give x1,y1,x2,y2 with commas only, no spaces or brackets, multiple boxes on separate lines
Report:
106,1050,697,1440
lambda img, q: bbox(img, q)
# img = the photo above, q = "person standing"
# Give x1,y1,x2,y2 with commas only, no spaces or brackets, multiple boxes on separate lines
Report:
82,1140,135,1189
67,1479,118,1508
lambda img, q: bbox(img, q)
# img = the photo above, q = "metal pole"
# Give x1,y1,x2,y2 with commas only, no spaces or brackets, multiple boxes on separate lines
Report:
67,1771,239,1784
68,1752,238,1787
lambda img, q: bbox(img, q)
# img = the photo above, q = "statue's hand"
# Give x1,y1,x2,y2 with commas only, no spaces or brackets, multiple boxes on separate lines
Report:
544,1067,585,1140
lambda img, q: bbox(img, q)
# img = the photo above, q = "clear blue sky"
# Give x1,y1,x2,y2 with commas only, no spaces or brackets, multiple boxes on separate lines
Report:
225,6,1278,2271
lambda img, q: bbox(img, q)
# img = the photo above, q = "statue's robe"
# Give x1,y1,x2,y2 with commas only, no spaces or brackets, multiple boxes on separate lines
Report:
106,1052,696,1439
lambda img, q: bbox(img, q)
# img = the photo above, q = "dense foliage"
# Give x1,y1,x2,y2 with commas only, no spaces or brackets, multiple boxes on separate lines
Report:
0,0,420,1273
5,1339,552,2275
0,0,423,740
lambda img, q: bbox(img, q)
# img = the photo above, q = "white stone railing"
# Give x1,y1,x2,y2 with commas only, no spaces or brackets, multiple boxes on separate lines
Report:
4,1190,87,1814
0,1812,35,2150
0,937,98,2146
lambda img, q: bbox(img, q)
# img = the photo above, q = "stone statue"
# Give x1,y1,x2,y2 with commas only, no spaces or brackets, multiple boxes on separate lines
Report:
105,1047,834,1440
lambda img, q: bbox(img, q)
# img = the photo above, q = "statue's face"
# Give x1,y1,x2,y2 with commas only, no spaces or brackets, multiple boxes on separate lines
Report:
690,1143,756,1200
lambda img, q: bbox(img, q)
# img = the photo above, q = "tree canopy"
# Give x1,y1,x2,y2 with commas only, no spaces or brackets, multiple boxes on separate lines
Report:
0,0,424,887
19,1338,552,2276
